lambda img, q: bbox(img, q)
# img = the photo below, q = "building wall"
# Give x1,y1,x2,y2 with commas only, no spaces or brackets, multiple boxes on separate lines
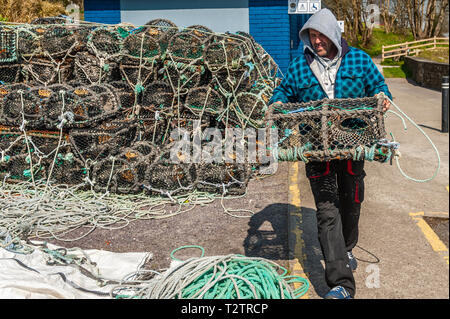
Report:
84,0,121,24
248,1,311,75
248,0,291,76
83,0,311,75
119,0,250,33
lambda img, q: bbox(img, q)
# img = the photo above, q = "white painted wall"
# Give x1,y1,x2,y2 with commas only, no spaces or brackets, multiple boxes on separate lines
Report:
120,0,249,33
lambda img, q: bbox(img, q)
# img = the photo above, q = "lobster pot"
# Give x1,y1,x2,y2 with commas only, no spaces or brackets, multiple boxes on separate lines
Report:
108,80,135,109
0,20,287,195
68,121,138,163
84,83,121,115
122,29,161,60
183,25,214,45
232,92,268,129
160,60,204,93
196,163,251,195
40,85,81,129
144,162,197,196
268,95,389,162
140,81,174,119
74,51,120,85
22,58,73,86
48,153,87,186
167,111,211,138
0,27,18,63
210,66,257,97
0,85,43,127
258,54,279,79
90,141,157,194
39,26,79,58
87,26,123,61
31,17,67,25
91,148,152,194
0,126,70,182
167,31,206,64
144,19,179,55
0,64,22,84
204,35,249,72
62,84,122,128
120,56,158,92
184,86,224,117
138,119,170,146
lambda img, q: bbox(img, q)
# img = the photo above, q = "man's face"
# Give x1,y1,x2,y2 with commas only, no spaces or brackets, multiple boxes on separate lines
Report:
309,29,337,59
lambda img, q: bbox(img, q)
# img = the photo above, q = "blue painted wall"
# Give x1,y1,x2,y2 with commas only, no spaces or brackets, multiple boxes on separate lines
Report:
248,0,311,76
248,0,290,76
84,0,121,24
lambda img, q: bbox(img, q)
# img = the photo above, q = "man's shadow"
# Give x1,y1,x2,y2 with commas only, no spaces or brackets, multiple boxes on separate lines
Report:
243,203,329,297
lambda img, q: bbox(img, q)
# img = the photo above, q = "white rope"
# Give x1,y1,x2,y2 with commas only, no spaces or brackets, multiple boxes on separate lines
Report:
385,97,441,183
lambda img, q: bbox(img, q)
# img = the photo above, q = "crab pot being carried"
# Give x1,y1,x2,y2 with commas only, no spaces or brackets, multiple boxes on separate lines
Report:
269,94,393,163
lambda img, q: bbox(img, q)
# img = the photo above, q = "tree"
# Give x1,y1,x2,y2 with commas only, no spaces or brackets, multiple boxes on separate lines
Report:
401,0,449,39
378,0,396,33
324,0,375,46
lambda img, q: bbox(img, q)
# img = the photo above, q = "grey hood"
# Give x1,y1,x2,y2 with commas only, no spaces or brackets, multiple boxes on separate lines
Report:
299,8,342,58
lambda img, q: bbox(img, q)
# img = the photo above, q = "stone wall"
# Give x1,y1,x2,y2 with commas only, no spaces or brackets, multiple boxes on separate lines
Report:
404,56,449,90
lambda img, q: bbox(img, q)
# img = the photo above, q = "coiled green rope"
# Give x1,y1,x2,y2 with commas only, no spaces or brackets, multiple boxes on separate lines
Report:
112,246,310,299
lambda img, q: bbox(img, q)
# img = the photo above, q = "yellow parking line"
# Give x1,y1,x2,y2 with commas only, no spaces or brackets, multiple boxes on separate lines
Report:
409,212,449,265
288,162,310,298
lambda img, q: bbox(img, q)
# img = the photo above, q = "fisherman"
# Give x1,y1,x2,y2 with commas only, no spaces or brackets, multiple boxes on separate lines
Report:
269,8,392,299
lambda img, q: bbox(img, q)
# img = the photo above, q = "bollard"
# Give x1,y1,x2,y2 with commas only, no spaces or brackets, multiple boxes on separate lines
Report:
442,76,449,133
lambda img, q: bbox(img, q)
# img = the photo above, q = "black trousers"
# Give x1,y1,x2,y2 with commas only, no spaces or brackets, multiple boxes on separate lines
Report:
305,159,365,297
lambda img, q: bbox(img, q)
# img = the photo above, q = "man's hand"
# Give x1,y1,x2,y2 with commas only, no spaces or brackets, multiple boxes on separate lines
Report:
382,99,390,113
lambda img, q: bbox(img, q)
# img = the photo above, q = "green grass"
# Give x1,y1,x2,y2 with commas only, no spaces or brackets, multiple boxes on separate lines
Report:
416,47,449,63
383,67,405,78
380,59,404,66
382,62,413,78
356,28,414,57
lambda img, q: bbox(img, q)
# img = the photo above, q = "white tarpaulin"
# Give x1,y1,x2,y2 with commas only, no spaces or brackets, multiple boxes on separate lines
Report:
0,242,151,299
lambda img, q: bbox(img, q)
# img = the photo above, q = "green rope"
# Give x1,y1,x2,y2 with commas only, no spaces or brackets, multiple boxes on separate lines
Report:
114,246,310,299
276,143,313,162
134,83,145,94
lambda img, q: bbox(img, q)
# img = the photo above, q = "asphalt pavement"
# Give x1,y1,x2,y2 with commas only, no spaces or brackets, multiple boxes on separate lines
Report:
45,77,449,300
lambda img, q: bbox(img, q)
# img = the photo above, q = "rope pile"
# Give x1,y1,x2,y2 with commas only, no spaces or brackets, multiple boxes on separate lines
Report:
111,246,309,299
0,178,234,242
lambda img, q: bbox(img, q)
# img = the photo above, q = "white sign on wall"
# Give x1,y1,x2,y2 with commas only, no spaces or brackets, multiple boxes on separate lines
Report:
337,20,344,33
288,0,321,14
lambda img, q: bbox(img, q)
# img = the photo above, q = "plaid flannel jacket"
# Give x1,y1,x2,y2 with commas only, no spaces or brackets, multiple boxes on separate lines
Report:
270,39,393,104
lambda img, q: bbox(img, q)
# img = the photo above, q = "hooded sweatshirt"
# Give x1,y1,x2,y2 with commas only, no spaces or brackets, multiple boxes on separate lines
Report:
269,9,392,104
299,9,343,99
